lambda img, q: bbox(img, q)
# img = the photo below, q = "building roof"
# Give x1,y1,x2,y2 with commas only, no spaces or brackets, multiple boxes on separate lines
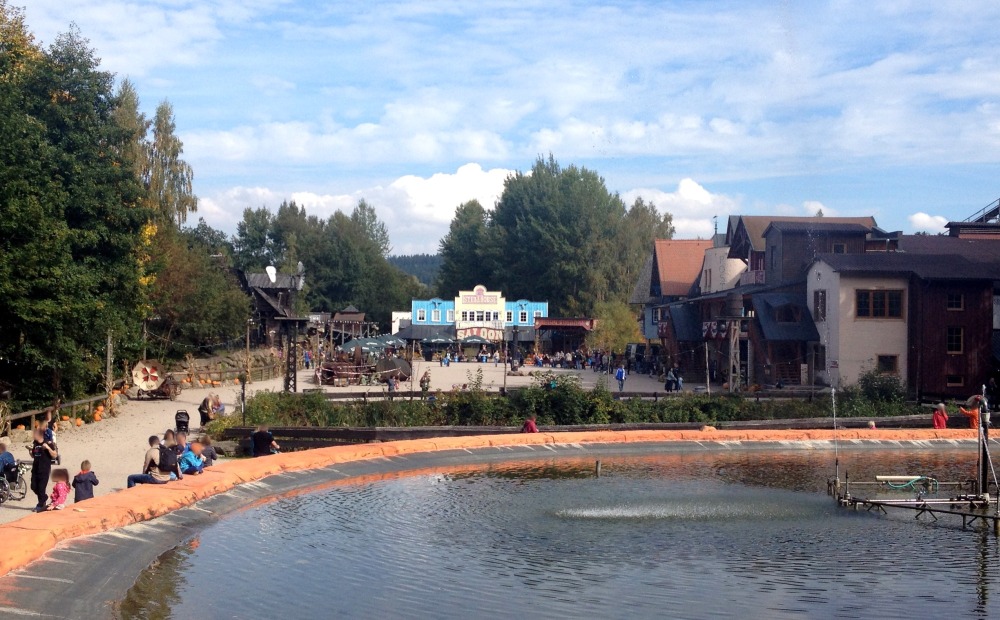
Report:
763,221,872,235
730,216,877,255
629,255,655,304
667,303,703,342
897,235,1000,263
751,293,819,342
654,239,714,297
245,273,300,290
815,252,1000,281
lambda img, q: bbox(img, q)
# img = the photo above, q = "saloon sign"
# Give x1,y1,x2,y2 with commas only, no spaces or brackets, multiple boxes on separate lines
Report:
456,326,505,341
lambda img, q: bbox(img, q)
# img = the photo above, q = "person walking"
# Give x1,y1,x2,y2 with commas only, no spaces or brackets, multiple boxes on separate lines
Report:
615,364,627,393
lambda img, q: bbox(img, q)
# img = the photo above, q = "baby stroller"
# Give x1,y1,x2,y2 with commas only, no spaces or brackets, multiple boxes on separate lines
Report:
175,410,190,433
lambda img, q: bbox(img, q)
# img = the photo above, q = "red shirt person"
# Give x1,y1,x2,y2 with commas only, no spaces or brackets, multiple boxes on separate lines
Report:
521,416,539,433
932,403,949,429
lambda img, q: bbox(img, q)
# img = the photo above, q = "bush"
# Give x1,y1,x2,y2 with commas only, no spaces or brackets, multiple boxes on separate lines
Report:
212,374,923,438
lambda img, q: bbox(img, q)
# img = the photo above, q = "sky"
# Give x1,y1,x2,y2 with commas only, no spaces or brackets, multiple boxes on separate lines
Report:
22,0,1000,254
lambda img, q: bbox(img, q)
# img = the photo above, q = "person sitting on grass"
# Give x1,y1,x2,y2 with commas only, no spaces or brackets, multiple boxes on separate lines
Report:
72,460,99,503
179,442,205,475
47,468,70,510
126,436,180,488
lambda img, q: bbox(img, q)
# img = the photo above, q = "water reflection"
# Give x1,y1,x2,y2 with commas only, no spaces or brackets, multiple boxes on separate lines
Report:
122,450,1000,619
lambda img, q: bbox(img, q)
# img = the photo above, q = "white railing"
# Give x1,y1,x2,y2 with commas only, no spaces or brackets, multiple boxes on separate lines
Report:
739,270,765,286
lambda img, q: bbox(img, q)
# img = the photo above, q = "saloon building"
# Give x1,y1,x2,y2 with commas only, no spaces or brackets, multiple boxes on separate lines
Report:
396,285,549,345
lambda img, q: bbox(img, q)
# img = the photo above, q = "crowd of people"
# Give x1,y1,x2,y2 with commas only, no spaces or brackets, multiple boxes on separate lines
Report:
126,430,218,488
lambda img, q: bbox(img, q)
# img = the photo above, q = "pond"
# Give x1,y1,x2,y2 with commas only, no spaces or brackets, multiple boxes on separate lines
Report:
121,449,999,619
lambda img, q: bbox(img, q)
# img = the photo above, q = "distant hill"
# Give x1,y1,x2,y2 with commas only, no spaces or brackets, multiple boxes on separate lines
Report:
389,254,442,287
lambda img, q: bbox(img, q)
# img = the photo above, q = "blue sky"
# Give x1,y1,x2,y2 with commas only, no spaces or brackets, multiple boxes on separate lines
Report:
24,0,1000,253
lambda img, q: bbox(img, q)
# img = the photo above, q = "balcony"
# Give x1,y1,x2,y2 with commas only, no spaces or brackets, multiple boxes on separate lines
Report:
739,270,765,286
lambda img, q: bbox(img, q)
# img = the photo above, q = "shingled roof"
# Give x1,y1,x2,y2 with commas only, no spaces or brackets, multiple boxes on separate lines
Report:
729,216,877,257
654,239,713,297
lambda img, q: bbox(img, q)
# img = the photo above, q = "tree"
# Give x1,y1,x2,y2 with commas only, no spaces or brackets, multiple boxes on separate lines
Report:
610,197,675,300
486,156,627,316
233,207,278,271
0,18,153,405
587,301,641,354
145,100,197,227
351,199,391,257
436,200,490,295
147,227,249,356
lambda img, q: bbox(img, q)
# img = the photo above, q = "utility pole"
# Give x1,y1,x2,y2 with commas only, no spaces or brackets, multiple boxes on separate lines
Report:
245,319,252,384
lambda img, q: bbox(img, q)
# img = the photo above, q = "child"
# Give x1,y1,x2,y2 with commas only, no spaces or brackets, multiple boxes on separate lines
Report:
179,442,205,475
48,468,70,510
72,460,99,503
199,435,218,467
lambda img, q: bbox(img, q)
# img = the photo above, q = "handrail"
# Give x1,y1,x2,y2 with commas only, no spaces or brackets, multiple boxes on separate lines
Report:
8,393,110,425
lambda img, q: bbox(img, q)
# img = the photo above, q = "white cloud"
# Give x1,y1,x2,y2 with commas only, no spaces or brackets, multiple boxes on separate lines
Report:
198,163,513,254
623,179,739,238
908,212,949,233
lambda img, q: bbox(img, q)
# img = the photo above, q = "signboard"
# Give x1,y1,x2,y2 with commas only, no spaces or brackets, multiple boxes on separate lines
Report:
455,285,506,325
456,326,505,341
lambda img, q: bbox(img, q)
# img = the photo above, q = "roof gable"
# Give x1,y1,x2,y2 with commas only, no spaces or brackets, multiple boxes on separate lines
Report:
654,239,713,298
729,216,877,257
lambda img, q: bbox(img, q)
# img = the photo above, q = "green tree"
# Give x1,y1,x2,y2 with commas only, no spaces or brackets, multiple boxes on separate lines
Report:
233,207,278,271
487,156,626,316
587,301,641,354
437,199,490,295
0,17,152,405
145,100,197,227
351,199,392,257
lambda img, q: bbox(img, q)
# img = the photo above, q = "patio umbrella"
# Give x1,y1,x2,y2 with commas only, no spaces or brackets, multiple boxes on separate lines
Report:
340,338,384,353
460,335,492,346
376,334,407,347
420,334,454,346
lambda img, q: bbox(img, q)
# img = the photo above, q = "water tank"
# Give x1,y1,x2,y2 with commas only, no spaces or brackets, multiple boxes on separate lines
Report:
725,292,744,318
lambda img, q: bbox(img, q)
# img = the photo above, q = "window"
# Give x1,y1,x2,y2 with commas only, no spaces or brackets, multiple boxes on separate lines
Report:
946,327,964,354
946,375,965,387
856,289,903,318
534,310,542,319
704,269,712,290
475,311,485,322
876,355,899,374
519,311,528,323
815,345,826,370
813,289,827,322
947,293,964,311
416,309,426,322
832,243,846,254
446,310,454,323
505,311,513,323
460,311,468,321
431,309,440,323
493,312,500,321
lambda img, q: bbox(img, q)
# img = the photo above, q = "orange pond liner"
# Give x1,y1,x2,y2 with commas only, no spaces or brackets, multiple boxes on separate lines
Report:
0,428,975,577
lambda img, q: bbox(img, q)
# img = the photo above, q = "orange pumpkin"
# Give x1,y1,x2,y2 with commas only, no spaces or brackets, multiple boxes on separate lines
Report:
93,413,102,422
15,424,24,431
61,415,69,421
75,418,83,427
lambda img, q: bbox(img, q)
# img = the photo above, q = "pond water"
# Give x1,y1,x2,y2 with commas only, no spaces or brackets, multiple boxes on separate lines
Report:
121,450,1000,619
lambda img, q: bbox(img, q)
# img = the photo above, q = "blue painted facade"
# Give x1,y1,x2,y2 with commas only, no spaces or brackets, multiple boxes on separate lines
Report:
410,298,455,325
409,296,548,326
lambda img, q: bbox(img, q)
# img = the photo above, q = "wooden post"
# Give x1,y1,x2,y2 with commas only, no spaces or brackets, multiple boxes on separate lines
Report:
705,342,710,396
